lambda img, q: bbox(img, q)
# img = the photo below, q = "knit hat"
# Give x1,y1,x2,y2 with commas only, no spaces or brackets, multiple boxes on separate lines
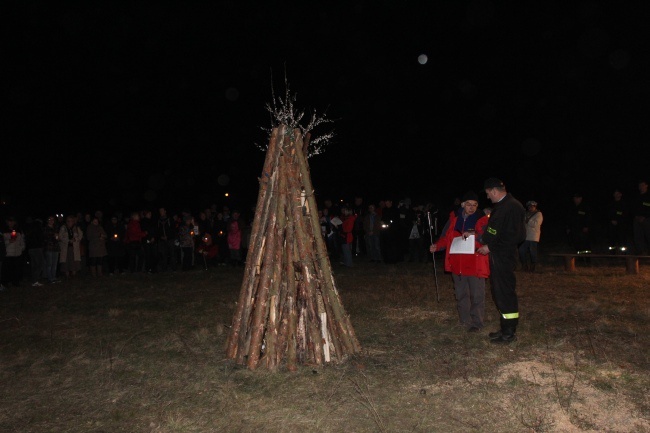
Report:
526,200,538,207
461,190,479,202
483,177,504,189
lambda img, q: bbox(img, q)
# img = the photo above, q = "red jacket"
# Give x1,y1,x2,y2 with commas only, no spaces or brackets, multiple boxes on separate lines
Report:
341,214,357,244
125,219,147,244
434,210,490,278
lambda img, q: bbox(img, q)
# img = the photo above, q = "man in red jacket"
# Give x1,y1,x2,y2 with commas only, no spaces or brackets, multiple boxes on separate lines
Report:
430,191,490,332
125,211,148,273
339,205,358,267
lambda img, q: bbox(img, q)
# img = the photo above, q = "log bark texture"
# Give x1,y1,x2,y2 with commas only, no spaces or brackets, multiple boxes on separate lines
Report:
225,125,361,370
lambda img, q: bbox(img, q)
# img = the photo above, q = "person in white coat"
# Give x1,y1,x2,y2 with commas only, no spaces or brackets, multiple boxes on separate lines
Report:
518,200,543,272
59,215,84,278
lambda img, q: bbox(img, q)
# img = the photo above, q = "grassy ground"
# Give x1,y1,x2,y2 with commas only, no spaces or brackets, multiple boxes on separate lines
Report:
1,255,648,433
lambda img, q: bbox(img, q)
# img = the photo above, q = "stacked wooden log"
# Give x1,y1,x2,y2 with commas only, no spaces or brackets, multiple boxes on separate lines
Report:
225,125,361,371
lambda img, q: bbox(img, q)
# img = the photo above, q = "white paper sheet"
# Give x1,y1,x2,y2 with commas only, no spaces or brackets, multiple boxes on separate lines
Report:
449,235,476,254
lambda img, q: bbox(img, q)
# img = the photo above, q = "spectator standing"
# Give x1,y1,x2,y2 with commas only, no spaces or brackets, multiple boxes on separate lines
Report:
430,191,490,332
86,216,108,277
156,207,177,272
105,215,126,274
196,211,210,240
518,200,543,272
477,178,526,344
339,206,357,267
351,195,366,257
380,198,402,264
362,203,383,263
566,192,592,254
1,216,26,287
606,188,629,254
196,232,219,269
214,212,229,265
327,209,343,261
43,216,61,284
227,210,244,266
140,209,157,273
125,211,147,273
178,215,195,271
58,215,84,279
632,179,650,255
397,198,415,261
407,204,427,263
24,217,46,286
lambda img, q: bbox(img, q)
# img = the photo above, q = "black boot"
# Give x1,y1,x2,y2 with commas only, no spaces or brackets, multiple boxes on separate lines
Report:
489,330,502,339
491,327,517,344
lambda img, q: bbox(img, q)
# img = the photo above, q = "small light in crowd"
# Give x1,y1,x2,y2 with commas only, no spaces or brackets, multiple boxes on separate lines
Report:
225,193,229,197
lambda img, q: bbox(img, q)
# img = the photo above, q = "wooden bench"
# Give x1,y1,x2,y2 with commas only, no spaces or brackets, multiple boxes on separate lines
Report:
547,253,650,274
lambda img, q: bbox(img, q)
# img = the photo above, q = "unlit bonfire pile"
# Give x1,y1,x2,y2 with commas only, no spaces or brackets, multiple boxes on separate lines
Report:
225,125,361,371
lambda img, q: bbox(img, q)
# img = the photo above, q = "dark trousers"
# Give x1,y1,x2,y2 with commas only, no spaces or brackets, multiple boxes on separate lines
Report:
143,241,157,272
107,255,125,274
127,243,144,273
157,240,177,271
352,231,366,256
28,248,45,283
489,251,519,333
181,247,194,271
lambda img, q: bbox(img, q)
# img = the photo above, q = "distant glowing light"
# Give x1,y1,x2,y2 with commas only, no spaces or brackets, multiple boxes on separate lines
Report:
418,54,428,65
225,193,229,197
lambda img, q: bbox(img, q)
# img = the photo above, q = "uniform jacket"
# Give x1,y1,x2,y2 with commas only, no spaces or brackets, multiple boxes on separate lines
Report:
482,193,526,255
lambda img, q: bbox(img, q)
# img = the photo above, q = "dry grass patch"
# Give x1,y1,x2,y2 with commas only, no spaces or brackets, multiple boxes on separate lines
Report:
0,260,648,432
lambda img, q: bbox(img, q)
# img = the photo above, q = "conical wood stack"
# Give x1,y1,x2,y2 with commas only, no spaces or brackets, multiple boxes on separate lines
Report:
225,125,361,371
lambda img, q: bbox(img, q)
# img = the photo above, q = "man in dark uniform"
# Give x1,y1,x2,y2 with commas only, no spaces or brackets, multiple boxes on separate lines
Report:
477,178,526,344
566,192,592,254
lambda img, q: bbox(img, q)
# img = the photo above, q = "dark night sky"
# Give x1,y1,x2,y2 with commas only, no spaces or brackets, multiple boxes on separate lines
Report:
3,1,649,226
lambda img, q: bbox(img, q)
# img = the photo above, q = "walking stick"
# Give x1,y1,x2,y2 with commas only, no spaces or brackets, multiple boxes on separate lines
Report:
427,211,440,302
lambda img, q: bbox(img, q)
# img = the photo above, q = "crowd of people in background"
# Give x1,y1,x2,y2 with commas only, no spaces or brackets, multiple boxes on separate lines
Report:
1,178,649,292
0,204,251,290
566,179,650,257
